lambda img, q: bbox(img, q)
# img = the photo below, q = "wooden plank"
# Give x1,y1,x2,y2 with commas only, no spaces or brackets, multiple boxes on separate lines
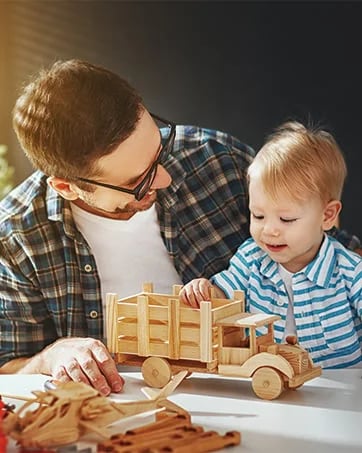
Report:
137,295,150,356
149,305,170,321
200,301,212,362
179,345,201,360
157,322,197,341
105,293,119,354
218,364,246,377
151,323,168,340
118,321,137,337
118,295,138,304
142,282,154,293
149,343,171,357
256,333,275,348
173,284,183,296
146,294,177,306
249,327,257,355
179,326,201,343
210,298,234,308
139,345,201,360
218,347,251,366
232,290,245,312
144,342,204,360
118,340,138,354
212,300,243,322
179,307,200,324
118,303,137,318
119,322,201,343
168,298,180,359
216,312,280,327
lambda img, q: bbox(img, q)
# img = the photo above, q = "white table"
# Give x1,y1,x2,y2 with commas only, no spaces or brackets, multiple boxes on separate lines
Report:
1,369,361,452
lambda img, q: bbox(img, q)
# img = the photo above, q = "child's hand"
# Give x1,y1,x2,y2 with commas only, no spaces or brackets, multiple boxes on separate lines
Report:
179,278,213,308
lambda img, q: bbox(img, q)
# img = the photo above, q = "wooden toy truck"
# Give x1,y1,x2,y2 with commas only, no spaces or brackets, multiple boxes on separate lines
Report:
106,283,322,400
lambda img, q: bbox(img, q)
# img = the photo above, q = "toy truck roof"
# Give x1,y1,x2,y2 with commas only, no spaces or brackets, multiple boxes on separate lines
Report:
216,312,280,328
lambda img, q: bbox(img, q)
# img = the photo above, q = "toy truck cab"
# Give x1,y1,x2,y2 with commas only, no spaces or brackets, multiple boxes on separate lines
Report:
216,312,321,399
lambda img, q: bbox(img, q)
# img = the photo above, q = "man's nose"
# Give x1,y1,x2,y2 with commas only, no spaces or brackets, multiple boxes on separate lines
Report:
151,164,172,190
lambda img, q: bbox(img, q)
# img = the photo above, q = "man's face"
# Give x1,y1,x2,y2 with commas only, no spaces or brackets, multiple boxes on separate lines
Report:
73,109,172,220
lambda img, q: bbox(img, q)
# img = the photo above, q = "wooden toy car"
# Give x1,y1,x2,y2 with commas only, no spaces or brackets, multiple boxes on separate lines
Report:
106,283,322,400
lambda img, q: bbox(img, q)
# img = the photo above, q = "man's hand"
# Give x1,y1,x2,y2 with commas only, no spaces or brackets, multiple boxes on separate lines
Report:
179,278,214,308
37,337,124,395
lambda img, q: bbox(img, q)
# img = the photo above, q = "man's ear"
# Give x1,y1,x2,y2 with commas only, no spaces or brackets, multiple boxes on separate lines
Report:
47,176,79,201
323,200,342,231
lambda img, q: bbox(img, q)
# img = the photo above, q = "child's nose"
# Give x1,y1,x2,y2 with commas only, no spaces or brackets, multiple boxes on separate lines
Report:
263,221,280,236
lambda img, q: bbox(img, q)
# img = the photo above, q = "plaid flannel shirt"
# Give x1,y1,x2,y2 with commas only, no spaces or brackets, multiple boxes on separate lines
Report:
0,126,254,365
0,125,359,366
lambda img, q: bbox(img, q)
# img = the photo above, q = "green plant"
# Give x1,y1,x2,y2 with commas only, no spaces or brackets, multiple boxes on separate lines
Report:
0,144,14,199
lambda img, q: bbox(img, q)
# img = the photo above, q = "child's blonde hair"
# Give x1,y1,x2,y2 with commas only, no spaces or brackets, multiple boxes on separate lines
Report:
248,121,347,204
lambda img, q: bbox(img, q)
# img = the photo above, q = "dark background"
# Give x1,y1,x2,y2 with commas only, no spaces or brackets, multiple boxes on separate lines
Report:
0,1,361,236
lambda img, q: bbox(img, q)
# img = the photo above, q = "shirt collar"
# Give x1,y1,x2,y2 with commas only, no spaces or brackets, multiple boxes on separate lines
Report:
259,254,284,286
46,179,79,240
158,153,186,209
259,234,335,288
303,234,335,288
46,182,64,221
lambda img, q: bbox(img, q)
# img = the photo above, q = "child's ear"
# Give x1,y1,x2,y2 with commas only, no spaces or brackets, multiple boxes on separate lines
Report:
322,200,342,231
47,176,79,201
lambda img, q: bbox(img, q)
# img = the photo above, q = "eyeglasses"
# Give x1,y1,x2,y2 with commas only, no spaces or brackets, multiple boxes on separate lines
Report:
77,113,176,201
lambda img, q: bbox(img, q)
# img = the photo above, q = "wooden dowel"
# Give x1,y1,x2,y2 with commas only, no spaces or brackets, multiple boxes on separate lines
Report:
0,393,37,402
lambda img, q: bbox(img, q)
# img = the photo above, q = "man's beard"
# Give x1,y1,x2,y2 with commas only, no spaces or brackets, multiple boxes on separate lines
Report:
114,191,157,214
77,190,157,219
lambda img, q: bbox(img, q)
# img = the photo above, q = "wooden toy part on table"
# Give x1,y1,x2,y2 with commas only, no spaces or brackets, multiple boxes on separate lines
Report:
106,282,321,400
1,371,187,449
98,409,241,453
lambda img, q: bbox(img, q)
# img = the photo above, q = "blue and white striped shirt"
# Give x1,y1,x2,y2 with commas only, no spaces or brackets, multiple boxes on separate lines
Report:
212,235,362,369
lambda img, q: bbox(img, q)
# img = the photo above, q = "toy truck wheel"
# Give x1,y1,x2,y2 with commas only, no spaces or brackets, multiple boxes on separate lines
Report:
252,367,284,400
141,357,172,388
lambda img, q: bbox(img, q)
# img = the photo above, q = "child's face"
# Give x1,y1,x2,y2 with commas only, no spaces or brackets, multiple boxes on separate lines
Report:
249,178,328,273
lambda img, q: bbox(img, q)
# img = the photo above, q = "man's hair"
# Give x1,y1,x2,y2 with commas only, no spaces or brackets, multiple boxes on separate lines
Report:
247,121,347,204
12,59,143,180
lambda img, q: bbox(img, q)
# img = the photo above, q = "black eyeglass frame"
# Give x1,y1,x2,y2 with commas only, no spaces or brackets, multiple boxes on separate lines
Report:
77,113,176,201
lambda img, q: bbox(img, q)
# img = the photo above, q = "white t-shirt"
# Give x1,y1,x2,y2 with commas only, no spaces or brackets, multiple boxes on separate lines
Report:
71,203,182,312
278,264,297,342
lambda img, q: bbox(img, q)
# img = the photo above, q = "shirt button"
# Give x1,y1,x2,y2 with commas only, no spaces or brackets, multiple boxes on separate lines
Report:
89,310,98,319
277,300,284,306
84,264,93,272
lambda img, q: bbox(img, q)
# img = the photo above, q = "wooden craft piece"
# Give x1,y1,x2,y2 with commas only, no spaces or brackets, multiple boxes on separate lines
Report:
2,371,188,449
98,410,241,453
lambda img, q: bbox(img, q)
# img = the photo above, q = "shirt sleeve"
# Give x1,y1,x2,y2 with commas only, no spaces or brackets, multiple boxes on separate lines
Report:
349,260,362,319
211,242,251,299
0,241,57,367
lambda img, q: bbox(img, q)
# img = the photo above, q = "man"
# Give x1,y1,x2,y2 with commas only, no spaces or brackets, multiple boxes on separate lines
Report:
0,60,360,394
